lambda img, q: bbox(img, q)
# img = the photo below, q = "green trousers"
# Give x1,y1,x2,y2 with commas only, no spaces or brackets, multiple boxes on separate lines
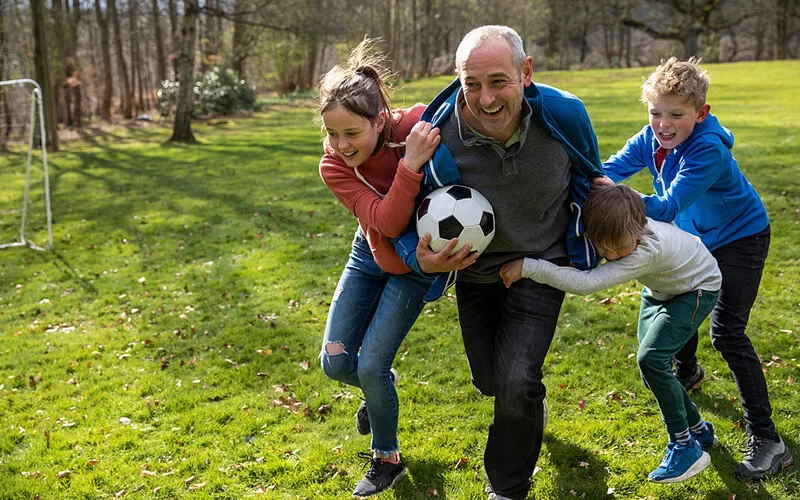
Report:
637,288,720,436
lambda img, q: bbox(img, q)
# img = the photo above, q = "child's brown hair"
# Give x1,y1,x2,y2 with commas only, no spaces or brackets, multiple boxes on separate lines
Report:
583,184,647,250
641,56,710,110
317,38,394,148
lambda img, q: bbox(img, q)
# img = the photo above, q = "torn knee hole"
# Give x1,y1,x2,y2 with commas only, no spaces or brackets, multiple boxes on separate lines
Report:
325,342,346,355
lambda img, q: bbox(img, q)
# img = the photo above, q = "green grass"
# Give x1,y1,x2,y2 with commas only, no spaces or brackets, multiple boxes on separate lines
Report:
1,60,799,499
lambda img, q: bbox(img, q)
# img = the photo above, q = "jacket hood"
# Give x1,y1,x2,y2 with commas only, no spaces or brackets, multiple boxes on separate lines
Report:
694,114,734,149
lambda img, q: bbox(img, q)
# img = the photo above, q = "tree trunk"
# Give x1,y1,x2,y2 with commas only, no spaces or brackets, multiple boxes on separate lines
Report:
31,0,59,151
168,0,179,78
109,0,133,118
231,0,250,76
0,0,10,147
152,0,167,83
170,0,197,143
68,0,82,126
94,0,113,119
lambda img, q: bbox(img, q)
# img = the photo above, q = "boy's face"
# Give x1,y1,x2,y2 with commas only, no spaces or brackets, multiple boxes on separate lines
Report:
648,94,710,150
595,237,638,262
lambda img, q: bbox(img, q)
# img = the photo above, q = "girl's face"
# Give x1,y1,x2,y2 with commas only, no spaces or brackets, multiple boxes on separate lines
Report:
321,105,385,167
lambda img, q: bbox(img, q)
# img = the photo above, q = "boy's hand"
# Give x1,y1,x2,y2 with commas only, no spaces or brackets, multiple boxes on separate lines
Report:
591,176,614,190
499,259,524,288
403,121,441,173
416,233,478,273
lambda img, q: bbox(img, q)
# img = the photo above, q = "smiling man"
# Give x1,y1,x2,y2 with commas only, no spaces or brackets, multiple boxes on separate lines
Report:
392,26,605,500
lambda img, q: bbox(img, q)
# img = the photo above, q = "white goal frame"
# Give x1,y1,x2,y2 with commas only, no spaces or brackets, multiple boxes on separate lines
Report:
0,78,52,251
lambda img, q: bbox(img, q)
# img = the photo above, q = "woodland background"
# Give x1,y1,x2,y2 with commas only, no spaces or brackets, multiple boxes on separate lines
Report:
6,0,800,148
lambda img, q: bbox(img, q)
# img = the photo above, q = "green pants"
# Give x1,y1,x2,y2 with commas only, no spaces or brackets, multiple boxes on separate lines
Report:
637,288,720,436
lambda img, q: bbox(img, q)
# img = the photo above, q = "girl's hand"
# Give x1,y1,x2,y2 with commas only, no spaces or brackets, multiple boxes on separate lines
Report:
403,121,441,173
499,259,524,288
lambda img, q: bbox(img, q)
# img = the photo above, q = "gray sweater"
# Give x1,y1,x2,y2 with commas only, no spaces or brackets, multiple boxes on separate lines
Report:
439,96,572,283
522,219,721,300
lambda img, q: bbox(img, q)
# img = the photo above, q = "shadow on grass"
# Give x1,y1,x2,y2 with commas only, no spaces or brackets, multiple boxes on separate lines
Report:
544,433,610,497
396,455,452,499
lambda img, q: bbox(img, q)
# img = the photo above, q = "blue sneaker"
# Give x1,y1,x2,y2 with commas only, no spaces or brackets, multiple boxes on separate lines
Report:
648,438,711,483
691,422,719,451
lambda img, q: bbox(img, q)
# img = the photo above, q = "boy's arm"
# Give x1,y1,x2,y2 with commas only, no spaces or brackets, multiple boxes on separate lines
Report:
522,252,650,295
642,139,726,222
602,128,650,183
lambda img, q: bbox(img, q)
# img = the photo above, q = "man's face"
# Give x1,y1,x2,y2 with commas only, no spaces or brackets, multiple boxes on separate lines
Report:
457,39,532,143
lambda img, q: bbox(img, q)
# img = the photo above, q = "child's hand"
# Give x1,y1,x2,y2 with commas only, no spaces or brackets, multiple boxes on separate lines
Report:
591,176,614,190
499,259,524,288
403,121,441,173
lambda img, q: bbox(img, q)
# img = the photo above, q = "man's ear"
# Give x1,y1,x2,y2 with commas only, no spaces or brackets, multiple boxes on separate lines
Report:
522,56,533,86
696,103,711,123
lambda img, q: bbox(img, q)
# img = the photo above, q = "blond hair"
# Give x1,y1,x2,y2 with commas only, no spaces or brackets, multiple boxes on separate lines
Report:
317,38,394,147
583,184,647,250
641,56,710,110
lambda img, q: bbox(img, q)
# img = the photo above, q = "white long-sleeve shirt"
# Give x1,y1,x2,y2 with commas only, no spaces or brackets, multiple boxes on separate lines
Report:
522,219,721,301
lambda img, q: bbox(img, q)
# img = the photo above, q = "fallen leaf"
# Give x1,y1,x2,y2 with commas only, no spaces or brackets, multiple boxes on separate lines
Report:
427,488,439,496
787,375,794,385
184,475,196,485
87,459,99,467
299,360,311,371
57,470,71,478
578,461,589,468
577,400,586,411
256,349,273,356
318,404,332,415
454,457,469,469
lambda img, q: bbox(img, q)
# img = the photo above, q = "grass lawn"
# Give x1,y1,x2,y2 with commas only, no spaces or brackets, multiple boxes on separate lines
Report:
1,60,798,499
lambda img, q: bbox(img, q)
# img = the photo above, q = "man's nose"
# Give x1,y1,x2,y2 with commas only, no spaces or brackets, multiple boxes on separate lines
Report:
480,87,495,106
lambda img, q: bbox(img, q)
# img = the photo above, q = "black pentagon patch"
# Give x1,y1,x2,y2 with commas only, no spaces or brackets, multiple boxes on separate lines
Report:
439,215,464,239
417,197,431,218
446,185,472,200
480,212,494,235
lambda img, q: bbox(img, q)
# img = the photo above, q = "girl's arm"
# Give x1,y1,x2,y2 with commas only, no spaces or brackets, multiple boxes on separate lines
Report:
320,107,439,238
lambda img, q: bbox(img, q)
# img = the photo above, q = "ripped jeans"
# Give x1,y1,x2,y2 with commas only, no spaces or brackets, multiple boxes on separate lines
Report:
320,229,432,454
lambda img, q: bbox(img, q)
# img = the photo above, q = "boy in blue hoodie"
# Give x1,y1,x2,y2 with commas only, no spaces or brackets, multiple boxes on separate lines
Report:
596,57,792,480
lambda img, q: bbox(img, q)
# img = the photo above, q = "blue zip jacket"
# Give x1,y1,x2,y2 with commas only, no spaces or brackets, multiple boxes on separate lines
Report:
395,78,605,300
603,113,769,251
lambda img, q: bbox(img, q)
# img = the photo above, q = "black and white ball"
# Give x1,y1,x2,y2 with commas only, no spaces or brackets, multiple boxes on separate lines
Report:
416,185,495,254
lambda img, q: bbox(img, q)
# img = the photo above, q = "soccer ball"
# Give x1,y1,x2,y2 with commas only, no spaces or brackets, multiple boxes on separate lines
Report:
416,185,495,254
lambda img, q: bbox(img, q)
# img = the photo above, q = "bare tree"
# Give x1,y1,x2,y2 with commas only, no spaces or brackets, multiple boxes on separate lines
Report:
94,0,113,119
623,0,753,58
31,0,59,150
170,0,198,143
152,0,168,82
109,0,133,118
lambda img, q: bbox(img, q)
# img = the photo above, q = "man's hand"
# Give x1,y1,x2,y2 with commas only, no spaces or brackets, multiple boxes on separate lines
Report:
416,233,479,274
591,175,614,190
499,259,524,288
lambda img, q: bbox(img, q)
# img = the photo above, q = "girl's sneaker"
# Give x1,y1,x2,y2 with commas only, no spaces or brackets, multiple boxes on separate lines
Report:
648,437,711,483
352,452,406,498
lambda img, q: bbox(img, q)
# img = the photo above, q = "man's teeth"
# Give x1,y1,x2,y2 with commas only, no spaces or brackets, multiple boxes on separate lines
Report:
483,106,502,114
343,151,357,157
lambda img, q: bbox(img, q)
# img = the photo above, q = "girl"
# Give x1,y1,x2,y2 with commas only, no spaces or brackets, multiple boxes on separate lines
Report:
317,39,440,498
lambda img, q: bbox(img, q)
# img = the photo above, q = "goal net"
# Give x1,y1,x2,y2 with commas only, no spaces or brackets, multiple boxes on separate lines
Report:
0,79,52,251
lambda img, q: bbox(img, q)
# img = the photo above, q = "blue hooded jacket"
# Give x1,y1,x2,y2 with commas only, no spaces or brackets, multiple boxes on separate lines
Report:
603,113,769,251
395,78,605,301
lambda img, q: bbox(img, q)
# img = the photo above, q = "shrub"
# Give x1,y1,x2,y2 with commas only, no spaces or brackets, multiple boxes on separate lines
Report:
157,68,256,117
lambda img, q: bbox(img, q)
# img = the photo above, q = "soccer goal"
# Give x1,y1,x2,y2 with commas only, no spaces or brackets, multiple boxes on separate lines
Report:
0,79,52,251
